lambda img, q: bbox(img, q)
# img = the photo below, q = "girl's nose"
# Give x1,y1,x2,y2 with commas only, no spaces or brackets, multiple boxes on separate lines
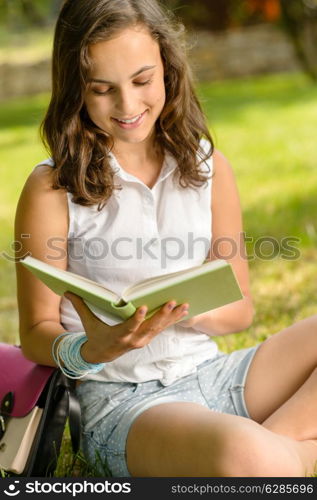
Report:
115,88,137,116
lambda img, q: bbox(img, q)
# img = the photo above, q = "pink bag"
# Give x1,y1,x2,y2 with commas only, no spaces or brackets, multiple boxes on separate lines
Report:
0,343,81,476
0,343,54,418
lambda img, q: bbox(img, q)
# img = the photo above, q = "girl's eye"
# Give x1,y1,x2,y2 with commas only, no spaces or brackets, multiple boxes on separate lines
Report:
92,88,113,96
91,79,152,96
134,79,152,86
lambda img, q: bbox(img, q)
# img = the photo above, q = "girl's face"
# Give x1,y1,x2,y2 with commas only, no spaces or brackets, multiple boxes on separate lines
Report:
84,26,166,150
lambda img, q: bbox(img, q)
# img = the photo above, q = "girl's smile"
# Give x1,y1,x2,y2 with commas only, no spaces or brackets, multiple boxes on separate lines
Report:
111,109,148,128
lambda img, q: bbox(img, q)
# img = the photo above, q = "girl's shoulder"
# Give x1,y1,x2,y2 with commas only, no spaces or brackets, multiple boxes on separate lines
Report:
25,158,59,192
199,139,231,173
15,161,68,263
29,158,55,185
212,149,234,175
18,160,67,215
28,162,54,185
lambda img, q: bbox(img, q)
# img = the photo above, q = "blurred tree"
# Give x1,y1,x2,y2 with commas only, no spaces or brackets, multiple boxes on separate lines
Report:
165,0,317,81
164,0,231,30
280,0,317,80
164,0,281,30
0,0,63,29
19,0,46,26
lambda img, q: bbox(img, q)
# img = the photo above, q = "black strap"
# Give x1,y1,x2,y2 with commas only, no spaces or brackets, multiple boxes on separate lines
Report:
66,383,81,454
0,391,14,440
23,370,82,477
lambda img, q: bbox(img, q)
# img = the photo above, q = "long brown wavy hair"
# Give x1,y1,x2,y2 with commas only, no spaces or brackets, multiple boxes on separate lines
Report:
41,0,214,208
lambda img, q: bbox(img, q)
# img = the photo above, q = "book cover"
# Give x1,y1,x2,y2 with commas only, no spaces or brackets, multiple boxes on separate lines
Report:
21,256,243,324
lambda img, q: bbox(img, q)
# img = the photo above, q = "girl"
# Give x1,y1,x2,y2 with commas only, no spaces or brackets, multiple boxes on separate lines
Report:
15,0,317,477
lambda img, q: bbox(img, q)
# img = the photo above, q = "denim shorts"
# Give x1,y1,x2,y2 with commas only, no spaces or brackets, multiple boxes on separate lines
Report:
76,345,259,477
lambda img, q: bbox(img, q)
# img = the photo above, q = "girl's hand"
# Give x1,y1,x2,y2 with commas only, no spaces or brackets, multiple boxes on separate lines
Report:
64,292,189,363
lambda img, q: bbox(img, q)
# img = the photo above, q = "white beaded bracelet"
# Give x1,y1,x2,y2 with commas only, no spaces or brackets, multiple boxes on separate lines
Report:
52,332,105,379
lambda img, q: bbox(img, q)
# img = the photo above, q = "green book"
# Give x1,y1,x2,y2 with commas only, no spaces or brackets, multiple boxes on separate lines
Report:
20,256,243,325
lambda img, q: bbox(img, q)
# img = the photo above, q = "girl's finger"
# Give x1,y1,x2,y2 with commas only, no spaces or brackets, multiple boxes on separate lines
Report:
122,305,148,332
172,303,190,317
137,302,189,338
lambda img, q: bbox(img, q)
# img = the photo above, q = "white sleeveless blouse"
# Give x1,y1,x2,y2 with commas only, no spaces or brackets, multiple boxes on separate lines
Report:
38,139,218,386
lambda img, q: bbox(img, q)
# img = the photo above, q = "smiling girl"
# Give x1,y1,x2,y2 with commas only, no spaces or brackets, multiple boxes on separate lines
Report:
15,0,317,477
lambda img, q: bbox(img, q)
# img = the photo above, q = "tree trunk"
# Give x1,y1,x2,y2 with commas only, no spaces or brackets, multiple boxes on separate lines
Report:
280,0,317,81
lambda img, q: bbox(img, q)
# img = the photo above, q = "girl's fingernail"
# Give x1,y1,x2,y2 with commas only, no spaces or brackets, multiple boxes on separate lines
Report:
139,307,147,315
182,306,189,313
168,302,176,310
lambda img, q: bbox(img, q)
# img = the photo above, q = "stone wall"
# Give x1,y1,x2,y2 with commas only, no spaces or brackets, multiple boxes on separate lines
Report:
0,24,301,100
0,59,51,100
187,24,300,81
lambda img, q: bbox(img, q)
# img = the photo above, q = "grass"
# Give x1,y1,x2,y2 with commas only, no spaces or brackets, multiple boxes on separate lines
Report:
197,71,317,352
0,92,48,345
1,70,317,476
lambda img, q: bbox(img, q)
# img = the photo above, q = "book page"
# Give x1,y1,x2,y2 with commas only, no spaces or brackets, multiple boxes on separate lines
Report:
123,260,226,301
0,407,43,474
124,260,242,321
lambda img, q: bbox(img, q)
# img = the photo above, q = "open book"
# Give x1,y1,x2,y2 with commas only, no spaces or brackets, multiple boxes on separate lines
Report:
21,256,243,325
0,406,43,474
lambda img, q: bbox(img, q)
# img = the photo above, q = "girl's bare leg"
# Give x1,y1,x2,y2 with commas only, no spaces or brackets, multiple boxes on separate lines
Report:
244,315,317,441
261,367,317,440
126,402,317,477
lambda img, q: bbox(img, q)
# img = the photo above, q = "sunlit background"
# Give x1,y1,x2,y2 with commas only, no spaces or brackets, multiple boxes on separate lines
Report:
1,0,317,478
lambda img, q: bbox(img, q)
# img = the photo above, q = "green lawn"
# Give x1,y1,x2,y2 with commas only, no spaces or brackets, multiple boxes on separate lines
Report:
0,93,48,344
1,71,317,476
198,72,317,351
